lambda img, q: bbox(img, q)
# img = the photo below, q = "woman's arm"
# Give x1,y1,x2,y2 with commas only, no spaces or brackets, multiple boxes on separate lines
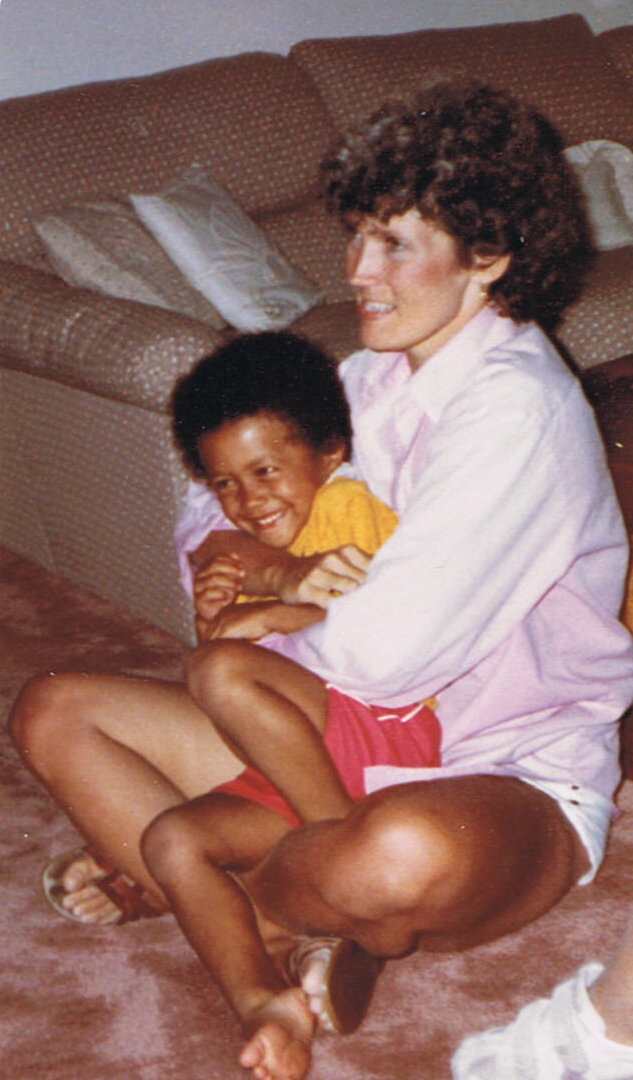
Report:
192,528,371,609
196,599,325,643
271,367,619,702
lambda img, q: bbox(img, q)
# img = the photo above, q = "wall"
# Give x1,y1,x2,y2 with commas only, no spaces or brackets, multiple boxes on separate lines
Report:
0,0,630,101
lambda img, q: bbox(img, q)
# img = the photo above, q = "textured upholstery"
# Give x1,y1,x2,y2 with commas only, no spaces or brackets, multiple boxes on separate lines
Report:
1,15,632,639
598,25,633,93
0,52,335,267
0,262,222,410
289,15,633,149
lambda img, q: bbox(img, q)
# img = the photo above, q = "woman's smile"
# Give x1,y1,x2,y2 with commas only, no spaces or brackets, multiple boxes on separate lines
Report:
346,209,489,371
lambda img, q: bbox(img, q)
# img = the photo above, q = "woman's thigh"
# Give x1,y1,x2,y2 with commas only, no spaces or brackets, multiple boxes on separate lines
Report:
246,774,589,956
341,774,590,951
12,670,243,796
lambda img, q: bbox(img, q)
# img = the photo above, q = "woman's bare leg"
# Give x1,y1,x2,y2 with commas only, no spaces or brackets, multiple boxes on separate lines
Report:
9,670,243,916
186,640,352,823
142,793,315,1080
242,775,589,959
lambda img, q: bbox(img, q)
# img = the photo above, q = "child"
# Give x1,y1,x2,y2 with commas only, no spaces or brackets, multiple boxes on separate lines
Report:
139,332,441,1079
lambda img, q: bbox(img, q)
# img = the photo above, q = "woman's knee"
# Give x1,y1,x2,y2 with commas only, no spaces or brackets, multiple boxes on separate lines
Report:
324,796,466,922
9,672,86,762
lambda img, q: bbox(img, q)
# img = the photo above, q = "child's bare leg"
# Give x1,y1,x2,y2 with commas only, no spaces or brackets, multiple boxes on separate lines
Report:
142,793,315,1080
186,640,353,823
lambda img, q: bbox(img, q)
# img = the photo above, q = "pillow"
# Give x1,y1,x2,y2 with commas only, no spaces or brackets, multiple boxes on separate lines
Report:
33,199,226,329
564,140,633,251
130,165,323,332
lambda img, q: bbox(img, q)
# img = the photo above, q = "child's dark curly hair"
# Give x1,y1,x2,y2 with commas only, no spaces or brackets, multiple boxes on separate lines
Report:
322,82,594,330
172,330,353,477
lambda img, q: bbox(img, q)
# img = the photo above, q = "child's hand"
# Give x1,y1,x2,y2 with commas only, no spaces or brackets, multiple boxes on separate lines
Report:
193,553,245,621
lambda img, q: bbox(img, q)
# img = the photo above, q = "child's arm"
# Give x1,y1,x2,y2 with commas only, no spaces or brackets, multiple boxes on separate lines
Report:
190,530,370,608
197,599,325,643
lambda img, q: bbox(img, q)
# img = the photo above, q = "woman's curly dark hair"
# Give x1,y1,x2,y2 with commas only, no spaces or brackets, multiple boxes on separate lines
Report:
321,82,594,331
172,330,352,477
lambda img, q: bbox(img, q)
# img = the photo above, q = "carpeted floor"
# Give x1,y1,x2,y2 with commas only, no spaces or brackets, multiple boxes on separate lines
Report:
3,543,633,1080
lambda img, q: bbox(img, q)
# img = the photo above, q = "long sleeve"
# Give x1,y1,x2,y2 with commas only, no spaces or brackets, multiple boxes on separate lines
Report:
272,333,627,706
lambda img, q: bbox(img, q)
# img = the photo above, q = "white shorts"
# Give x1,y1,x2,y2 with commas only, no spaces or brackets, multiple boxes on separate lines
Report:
521,777,614,886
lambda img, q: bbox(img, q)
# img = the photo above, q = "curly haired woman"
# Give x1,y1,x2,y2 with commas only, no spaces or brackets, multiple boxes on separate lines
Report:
10,82,633,1080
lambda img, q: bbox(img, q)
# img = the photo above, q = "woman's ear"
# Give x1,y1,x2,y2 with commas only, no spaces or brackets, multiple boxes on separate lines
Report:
473,251,512,286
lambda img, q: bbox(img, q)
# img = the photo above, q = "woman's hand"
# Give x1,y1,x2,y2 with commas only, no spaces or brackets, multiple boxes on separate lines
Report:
267,544,372,608
193,553,246,621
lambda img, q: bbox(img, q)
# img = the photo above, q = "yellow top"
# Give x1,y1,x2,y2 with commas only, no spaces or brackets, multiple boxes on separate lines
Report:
288,476,399,557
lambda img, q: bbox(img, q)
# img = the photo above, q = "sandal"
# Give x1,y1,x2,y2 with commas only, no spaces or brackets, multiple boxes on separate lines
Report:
285,936,384,1034
42,847,163,926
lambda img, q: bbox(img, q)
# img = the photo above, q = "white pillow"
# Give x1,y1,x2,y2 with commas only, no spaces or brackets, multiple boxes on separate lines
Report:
131,165,323,332
33,199,226,328
565,140,633,251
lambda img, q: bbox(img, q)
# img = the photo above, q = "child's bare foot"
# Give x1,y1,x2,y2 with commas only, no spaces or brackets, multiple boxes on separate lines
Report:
239,987,315,1080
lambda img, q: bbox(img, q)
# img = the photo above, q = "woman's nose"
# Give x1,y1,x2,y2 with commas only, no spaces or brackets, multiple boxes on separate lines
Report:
347,238,380,286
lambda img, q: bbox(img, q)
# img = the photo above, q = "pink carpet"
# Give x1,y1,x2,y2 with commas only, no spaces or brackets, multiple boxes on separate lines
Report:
3,544,633,1079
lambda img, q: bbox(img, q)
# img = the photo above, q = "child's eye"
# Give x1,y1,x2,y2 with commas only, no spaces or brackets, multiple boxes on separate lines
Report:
211,477,233,492
256,465,278,477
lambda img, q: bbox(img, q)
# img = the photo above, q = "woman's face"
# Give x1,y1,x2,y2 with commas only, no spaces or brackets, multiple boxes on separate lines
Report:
345,209,489,371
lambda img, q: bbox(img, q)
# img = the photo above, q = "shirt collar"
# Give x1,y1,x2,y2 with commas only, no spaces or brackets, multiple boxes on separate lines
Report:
403,307,518,422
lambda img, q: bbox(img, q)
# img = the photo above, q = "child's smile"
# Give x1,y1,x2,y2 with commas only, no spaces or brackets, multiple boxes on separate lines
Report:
198,412,340,548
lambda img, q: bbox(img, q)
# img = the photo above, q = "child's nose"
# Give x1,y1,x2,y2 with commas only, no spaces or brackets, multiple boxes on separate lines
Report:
241,481,267,513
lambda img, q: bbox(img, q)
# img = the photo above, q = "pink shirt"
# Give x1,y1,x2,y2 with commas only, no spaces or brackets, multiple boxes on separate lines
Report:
175,307,633,807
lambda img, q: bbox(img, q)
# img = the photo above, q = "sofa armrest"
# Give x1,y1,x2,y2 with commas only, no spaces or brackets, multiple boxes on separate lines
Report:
0,260,223,411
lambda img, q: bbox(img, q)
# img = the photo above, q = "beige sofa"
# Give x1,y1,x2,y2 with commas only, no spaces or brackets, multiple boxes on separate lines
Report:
1,13,632,642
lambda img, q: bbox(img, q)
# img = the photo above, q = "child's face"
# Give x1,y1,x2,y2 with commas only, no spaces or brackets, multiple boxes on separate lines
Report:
198,412,343,547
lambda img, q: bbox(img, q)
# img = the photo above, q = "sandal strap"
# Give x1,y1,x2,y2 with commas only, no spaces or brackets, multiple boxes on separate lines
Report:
95,868,162,924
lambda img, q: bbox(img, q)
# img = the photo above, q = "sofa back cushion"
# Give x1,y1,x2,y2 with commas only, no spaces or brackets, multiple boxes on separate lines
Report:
598,26,633,94
0,51,335,264
289,14,633,152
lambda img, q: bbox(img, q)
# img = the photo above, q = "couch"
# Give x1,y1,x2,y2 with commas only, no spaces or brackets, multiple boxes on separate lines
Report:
1,13,632,642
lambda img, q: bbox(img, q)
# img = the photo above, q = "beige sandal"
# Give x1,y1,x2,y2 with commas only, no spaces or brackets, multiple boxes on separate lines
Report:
285,936,384,1034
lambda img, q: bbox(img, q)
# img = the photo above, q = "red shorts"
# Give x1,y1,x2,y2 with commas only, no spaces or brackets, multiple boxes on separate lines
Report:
211,687,441,827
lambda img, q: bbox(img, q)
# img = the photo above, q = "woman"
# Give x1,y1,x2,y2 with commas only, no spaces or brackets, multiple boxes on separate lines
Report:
10,82,633,1080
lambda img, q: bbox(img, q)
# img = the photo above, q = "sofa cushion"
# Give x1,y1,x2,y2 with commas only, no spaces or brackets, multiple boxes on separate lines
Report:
0,51,336,265
598,26,633,93
289,299,360,364
256,199,352,305
556,246,633,370
33,199,227,329
0,261,222,411
131,167,323,332
289,15,633,151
